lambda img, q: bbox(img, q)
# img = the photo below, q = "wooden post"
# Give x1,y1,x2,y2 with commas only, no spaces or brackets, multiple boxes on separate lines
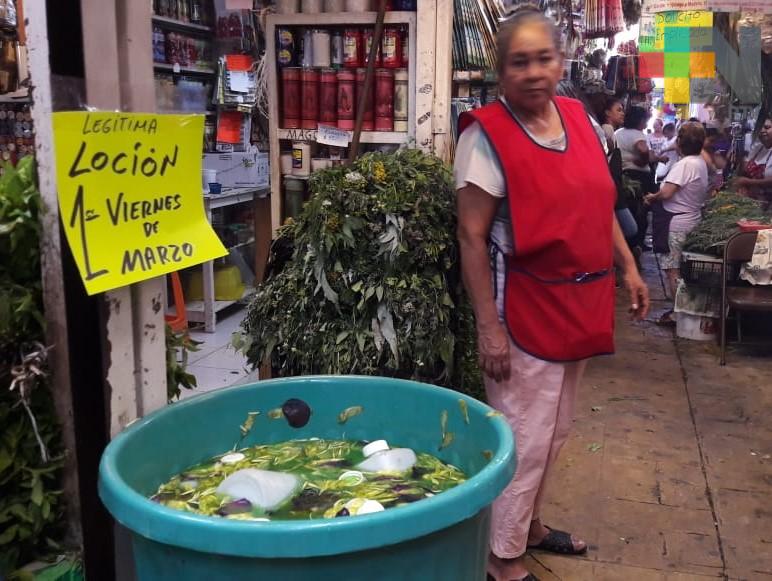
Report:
432,0,454,162
25,0,83,549
347,0,387,165
415,0,437,152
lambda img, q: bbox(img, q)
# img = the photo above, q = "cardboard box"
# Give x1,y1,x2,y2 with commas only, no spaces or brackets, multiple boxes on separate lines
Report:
203,148,269,189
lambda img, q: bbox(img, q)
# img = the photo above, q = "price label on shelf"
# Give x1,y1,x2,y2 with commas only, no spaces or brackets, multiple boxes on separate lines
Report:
316,124,351,148
52,111,227,295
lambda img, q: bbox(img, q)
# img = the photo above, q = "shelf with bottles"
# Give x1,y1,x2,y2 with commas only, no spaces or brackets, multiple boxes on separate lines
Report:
152,0,215,29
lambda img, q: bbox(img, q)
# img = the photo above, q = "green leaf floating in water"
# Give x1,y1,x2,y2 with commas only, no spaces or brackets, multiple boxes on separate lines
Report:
481,450,493,461
268,408,284,420
240,411,260,436
486,411,503,418
458,399,470,425
439,431,455,451
338,406,363,424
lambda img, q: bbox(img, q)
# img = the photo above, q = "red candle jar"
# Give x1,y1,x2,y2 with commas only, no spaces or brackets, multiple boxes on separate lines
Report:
301,69,320,130
400,26,409,67
319,68,338,124
375,69,394,131
337,69,356,130
343,28,362,68
363,28,382,67
355,68,375,131
282,67,301,129
381,26,401,68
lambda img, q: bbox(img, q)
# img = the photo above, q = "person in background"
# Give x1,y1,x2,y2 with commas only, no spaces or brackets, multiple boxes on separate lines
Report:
647,118,669,172
732,116,772,206
644,122,709,321
702,135,728,196
599,97,625,152
616,106,667,253
455,7,649,580
655,122,678,183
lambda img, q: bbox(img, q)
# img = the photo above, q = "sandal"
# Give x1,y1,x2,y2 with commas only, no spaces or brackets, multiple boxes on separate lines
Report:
656,310,676,327
527,525,588,555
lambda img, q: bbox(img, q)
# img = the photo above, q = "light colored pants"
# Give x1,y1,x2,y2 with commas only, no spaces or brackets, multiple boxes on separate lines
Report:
484,338,587,558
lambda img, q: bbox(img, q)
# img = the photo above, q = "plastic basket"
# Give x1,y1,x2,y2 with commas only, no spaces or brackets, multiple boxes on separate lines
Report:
680,252,740,288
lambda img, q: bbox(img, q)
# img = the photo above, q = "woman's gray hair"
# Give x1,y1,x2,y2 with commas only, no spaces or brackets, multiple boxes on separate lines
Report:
496,5,562,74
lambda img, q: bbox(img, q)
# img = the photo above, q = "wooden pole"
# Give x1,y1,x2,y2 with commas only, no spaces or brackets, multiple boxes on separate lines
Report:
347,0,388,165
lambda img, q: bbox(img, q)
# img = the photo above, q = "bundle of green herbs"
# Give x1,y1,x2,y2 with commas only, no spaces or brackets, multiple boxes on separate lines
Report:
238,149,482,399
0,157,65,574
683,191,769,255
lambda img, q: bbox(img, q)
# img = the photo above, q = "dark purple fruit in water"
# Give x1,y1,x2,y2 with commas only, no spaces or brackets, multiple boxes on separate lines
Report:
335,507,350,517
282,398,312,428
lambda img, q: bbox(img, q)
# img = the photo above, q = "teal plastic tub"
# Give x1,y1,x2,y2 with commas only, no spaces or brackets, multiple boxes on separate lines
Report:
99,376,516,580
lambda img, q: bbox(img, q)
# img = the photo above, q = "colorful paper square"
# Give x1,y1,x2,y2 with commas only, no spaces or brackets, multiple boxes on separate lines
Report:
665,53,691,77
639,52,665,77
690,52,715,78
664,27,691,52
690,78,717,103
665,77,691,104
690,27,713,51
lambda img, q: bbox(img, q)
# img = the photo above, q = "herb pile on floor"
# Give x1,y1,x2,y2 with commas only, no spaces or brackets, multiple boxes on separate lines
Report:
238,149,482,399
683,191,769,256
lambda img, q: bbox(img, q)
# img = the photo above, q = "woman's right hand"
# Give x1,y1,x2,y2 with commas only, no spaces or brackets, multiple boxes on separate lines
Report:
477,322,511,382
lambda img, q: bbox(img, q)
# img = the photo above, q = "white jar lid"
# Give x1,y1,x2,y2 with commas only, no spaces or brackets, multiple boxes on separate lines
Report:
357,499,385,515
362,440,389,457
220,452,246,465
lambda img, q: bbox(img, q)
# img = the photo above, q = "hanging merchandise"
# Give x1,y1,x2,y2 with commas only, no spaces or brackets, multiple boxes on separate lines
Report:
302,0,324,12
331,30,344,68
381,26,402,68
301,69,320,129
583,0,625,40
319,69,338,124
282,67,301,128
452,0,502,71
394,68,408,132
375,69,395,131
337,69,356,130
356,68,375,131
312,29,332,68
344,28,363,68
276,0,301,14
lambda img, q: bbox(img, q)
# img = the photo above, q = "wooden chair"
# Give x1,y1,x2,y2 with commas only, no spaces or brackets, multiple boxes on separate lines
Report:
720,231,772,365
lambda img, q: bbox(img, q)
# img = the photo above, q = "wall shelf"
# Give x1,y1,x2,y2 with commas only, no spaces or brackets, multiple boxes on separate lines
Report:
154,62,215,75
151,15,213,34
277,128,409,144
268,11,417,27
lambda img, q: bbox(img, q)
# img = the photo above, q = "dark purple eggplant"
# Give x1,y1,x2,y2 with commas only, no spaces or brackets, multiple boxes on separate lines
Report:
335,507,350,517
282,398,312,428
217,498,253,516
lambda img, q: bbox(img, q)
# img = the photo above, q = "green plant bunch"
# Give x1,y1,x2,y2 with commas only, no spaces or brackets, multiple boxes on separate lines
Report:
166,324,201,402
683,191,769,255
239,149,483,398
0,157,65,574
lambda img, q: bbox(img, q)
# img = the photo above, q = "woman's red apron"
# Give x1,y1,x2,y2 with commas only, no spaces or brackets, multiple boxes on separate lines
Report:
459,97,616,362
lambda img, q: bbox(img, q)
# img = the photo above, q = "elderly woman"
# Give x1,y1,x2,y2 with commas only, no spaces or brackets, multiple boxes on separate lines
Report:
454,7,649,581
645,123,709,322
733,117,772,205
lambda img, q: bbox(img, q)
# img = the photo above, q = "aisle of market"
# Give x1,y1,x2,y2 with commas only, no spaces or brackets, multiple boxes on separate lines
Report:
524,254,772,581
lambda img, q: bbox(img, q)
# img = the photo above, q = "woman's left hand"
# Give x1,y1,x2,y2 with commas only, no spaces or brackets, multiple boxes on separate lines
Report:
623,269,650,321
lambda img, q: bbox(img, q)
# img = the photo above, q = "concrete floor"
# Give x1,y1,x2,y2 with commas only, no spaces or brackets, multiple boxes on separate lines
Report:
525,254,772,580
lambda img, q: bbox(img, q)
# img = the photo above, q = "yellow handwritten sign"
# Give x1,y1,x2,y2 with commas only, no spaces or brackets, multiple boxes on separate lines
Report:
53,112,227,295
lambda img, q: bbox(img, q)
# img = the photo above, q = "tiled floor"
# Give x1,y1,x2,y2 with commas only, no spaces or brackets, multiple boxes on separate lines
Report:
179,307,253,399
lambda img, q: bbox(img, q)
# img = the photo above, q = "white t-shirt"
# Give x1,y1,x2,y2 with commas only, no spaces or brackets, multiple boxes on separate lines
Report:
747,143,772,180
662,155,709,233
647,133,669,156
656,136,678,180
615,128,649,171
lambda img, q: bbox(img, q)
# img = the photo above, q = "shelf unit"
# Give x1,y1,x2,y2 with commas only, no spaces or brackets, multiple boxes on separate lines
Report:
265,11,419,235
152,14,213,33
153,62,216,75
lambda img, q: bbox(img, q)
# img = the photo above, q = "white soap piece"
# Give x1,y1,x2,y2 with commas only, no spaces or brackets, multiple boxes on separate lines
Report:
344,498,385,515
216,469,300,511
220,452,246,465
355,448,417,473
338,470,365,485
362,440,389,457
